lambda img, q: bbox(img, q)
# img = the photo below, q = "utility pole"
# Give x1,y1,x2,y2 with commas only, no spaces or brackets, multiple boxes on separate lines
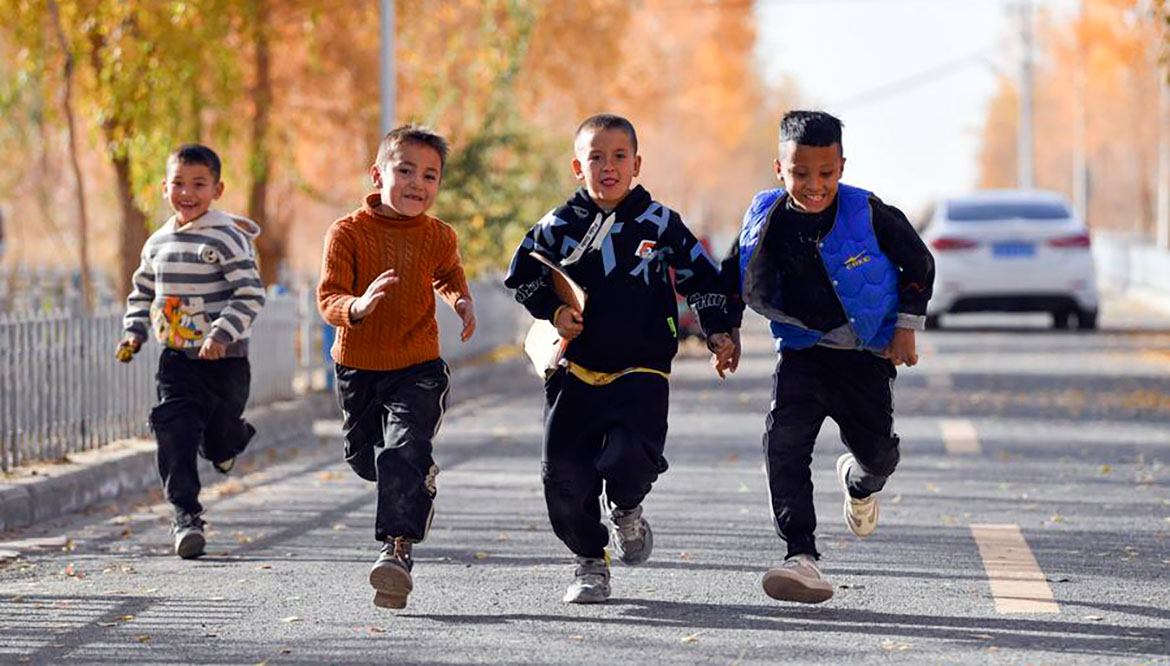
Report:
1157,66,1170,249
1072,0,1089,223
1019,0,1036,190
380,0,396,136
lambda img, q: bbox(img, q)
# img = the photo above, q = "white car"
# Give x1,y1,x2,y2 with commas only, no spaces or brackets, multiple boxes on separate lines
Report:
922,190,1098,330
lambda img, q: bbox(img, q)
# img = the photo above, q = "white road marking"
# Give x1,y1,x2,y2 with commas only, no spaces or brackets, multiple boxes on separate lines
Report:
970,524,1059,614
940,418,981,455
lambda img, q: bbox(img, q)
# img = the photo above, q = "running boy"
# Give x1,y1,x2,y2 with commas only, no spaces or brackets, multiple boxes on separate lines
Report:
715,110,934,603
317,124,476,610
117,144,265,560
504,114,734,604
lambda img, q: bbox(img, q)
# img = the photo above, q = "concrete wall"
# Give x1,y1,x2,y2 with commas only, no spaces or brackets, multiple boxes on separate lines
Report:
1093,233,1170,302
435,275,530,363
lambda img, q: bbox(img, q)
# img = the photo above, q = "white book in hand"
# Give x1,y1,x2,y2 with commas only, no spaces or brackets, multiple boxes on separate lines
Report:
523,252,586,377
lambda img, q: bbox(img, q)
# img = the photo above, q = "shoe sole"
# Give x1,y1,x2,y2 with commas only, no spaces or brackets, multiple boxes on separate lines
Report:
762,569,833,604
837,454,877,538
175,532,206,560
563,586,610,604
213,457,235,474
613,519,653,566
369,563,412,610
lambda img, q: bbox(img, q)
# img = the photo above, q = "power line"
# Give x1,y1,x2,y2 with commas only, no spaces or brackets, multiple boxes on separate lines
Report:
824,49,995,110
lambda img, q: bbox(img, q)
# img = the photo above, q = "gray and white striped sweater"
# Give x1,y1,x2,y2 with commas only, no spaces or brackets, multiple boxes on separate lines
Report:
122,209,266,358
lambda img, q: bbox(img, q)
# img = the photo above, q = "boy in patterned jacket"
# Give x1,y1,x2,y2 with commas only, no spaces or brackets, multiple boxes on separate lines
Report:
117,144,266,560
504,114,734,604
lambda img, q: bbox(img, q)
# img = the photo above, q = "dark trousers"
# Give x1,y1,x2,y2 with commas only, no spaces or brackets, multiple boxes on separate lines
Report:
335,359,449,543
542,369,669,559
150,349,254,521
763,346,900,559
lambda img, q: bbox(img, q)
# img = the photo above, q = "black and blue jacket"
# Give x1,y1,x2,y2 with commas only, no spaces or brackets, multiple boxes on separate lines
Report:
731,184,933,353
504,185,729,374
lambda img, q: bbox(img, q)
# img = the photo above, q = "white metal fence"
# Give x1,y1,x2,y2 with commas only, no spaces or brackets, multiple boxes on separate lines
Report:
0,295,301,471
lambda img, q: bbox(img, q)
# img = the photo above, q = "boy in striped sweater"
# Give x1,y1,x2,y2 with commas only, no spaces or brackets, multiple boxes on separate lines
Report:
116,144,266,560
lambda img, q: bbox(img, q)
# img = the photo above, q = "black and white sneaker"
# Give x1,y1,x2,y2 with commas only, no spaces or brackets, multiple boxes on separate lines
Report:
370,537,414,610
172,515,206,560
562,553,610,604
608,504,653,566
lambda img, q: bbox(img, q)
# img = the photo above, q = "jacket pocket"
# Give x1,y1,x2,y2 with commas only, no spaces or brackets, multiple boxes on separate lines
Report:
151,295,210,350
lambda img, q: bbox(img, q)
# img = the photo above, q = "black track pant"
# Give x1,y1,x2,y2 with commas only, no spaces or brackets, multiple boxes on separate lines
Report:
150,349,254,521
542,369,669,559
763,346,900,559
335,359,449,543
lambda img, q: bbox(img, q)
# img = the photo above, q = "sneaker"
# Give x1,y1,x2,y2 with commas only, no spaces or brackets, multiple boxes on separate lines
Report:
212,456,236,474
608,504,653,566
762,553,833,604
370,537,414,610
172,515,206,560
836,453,878,537
562,553,611,604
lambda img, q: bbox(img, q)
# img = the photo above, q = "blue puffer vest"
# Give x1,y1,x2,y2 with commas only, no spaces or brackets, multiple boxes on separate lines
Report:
738,184,899,352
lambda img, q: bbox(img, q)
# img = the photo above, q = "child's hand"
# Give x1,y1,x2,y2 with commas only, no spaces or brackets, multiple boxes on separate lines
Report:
455,297,476,342
198,338,228,360
554,305,584,340
883,328,918,367
708,328,741,379
115,335,141,363
350,269,399,322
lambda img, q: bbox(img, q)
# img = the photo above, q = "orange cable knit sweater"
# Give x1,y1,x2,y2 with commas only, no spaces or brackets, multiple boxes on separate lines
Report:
317,193,471,371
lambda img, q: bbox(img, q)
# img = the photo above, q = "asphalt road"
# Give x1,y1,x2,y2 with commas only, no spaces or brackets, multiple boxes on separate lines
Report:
2,293,1169,665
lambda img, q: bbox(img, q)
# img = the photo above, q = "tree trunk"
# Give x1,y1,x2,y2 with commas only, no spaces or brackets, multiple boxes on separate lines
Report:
247,0,285,287
49,0,93,312
112,152,149,299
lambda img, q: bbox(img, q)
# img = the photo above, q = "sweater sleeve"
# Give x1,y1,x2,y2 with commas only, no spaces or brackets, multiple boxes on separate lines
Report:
433,223,471,308
122,242,156,342
208,228,266,344
317,222,362,328
871,196,935,324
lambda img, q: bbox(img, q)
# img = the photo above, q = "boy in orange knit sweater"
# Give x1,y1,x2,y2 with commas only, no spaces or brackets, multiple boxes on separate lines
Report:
317,124,476,610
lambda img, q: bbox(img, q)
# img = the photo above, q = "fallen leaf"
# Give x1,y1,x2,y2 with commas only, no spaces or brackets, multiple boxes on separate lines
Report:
10,595,25,603
367,626,385,635
679,552,692,560
280,616,302,623
925,483,939,492
1084,615,1103,621
136,635,151,643
681,632,702,644
569,635,584,641
1100,464,1112,475
254,565,272,570
474,552,489,560
332,524,347,531
968,634,994,640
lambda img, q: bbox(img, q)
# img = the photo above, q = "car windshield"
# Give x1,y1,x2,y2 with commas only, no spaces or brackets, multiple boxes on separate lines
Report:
947,201,1070,222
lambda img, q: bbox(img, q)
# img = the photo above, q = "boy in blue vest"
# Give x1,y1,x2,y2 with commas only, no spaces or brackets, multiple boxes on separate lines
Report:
715,110,934,604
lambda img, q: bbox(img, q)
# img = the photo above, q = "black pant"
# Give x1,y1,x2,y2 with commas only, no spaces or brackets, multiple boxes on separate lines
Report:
150,349,254,521
335,359,449,543
763,346,900,559
542,369,669,559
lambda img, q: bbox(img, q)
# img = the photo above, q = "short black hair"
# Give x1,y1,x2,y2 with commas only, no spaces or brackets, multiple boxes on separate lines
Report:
376,124,450,173
167,144,222,182
779,110,843,151
575,114,638,154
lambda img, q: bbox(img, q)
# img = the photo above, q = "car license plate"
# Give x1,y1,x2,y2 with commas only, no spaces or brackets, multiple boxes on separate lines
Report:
992,241,1035,257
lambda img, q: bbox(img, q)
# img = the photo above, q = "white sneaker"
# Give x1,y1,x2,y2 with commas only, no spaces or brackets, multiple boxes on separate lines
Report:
608,505,653,566
837,453,878,537
762,553,833,604
563,554,610,604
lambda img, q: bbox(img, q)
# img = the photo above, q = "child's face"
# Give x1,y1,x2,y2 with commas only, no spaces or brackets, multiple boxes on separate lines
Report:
775,141,845,214
163,161,223,224
370,141,442,218
571,127,641,210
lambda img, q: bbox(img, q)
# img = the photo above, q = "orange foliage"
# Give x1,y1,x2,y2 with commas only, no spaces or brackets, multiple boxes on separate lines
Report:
976,0,1166,234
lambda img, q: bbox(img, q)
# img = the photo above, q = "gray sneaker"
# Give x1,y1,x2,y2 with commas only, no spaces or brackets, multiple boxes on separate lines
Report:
172,515,206,560
762,553,834,604
370,537,414,610
609,504,653,566
562,554,610,604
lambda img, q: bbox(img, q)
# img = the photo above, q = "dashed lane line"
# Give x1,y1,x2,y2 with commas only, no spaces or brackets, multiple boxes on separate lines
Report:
940,418,981,455
970,524,1059,614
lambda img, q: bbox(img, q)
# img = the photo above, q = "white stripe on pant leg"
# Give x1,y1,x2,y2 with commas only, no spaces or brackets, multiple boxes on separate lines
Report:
940,418,981,455
432,361,451,438
970,524,1059,613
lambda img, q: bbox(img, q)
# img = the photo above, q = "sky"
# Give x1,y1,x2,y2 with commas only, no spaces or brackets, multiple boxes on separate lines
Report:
753,0,1080,217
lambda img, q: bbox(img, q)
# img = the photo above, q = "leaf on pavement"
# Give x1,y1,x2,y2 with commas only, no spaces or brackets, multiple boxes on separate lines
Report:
281,616,303,623
1084,615,1103,621
474,552,489,560
569,635,584,641
1100,464,1112,475
924,483,939,493
880,639,914,651
332,524,347,531
135,635,151,643
254,564,272,570
681,632,702,644
232,532,253,544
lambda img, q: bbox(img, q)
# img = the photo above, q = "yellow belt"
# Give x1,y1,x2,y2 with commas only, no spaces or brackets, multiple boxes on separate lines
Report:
565,361,669,386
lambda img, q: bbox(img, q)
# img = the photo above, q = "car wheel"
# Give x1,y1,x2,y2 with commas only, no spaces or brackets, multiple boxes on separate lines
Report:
1077,309,1098,330
1052,310,1073,330
925,314,941,330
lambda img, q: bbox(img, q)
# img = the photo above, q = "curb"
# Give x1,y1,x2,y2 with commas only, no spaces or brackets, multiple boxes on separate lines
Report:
0,354,535,534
